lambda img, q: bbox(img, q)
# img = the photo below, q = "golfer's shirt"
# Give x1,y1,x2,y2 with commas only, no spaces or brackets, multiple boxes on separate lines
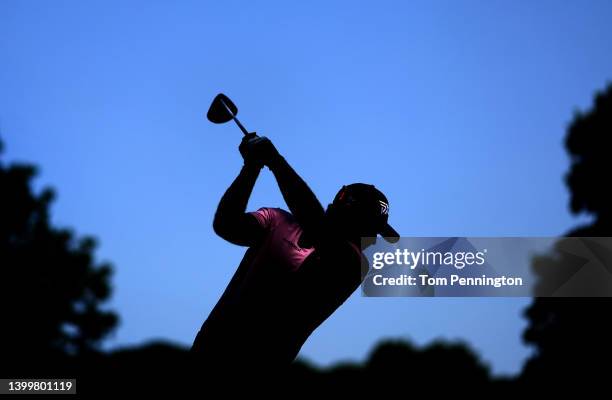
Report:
193,207,363,366
251,207,316,272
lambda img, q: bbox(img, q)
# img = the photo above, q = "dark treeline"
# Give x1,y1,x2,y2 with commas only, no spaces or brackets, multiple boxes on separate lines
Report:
2,339,498,395
1,83,611,395
520,83,612,389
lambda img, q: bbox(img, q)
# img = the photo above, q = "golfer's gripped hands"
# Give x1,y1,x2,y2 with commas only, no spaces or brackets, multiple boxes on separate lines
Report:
239,132,282,169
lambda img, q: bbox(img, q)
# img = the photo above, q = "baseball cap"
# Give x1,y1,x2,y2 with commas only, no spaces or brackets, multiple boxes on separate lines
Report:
332,183,400,243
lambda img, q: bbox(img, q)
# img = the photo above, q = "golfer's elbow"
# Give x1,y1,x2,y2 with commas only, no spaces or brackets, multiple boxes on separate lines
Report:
213,212,242,241
213,212,262,247
212,214,231,239
212,218,251,246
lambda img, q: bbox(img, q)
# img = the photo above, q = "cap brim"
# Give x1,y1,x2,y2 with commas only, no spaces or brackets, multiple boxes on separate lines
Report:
380,223,400,243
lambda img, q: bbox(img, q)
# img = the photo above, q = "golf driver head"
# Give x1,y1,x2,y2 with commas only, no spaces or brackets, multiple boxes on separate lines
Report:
207,93,238,124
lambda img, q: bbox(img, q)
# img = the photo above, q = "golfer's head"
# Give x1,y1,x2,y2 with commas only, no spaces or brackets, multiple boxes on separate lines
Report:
326,183,399,242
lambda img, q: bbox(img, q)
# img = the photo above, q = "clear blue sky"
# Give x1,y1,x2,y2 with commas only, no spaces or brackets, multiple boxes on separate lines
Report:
1,0,610,375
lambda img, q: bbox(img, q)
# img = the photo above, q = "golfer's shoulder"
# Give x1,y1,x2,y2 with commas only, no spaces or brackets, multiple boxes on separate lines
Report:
267,207,294,224
250,207,294,227
252,206,286,216
319,237,362,263
344,241,364,264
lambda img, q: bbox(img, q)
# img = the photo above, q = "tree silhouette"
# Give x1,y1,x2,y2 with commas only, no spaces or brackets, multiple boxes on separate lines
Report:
284,339,494,395
522,84,612,387
367,340,490,380
0,138,118,371
565,86,612,222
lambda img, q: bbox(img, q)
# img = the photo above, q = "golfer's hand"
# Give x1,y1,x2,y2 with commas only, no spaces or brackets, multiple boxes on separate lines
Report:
239,133,262,168
239,133,281,169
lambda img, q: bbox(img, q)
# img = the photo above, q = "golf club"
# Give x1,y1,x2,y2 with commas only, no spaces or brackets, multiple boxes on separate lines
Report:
206,93,250,136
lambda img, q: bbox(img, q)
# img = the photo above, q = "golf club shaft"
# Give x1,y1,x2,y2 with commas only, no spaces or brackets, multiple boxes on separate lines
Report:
219,97,250,136
232,117,250,136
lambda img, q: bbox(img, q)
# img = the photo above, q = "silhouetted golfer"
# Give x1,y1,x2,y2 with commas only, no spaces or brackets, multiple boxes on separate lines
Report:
191,133,398,372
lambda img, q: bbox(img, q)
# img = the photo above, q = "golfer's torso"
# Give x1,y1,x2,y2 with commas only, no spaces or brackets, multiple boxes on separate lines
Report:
223,239,361,363
235,209,362,309
195,209,362,362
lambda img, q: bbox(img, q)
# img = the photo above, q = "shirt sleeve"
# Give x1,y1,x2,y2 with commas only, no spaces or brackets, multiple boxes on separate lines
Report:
248,207,279,231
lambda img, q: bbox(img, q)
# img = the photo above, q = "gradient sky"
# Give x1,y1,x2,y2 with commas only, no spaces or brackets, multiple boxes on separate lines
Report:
1,0,610,375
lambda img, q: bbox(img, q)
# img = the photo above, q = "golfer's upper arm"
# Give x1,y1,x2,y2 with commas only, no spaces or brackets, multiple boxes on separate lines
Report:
213,212,265,247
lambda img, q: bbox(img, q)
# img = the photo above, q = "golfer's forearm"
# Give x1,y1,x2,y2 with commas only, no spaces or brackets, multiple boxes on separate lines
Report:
270,157,325,230
213,164,261,233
